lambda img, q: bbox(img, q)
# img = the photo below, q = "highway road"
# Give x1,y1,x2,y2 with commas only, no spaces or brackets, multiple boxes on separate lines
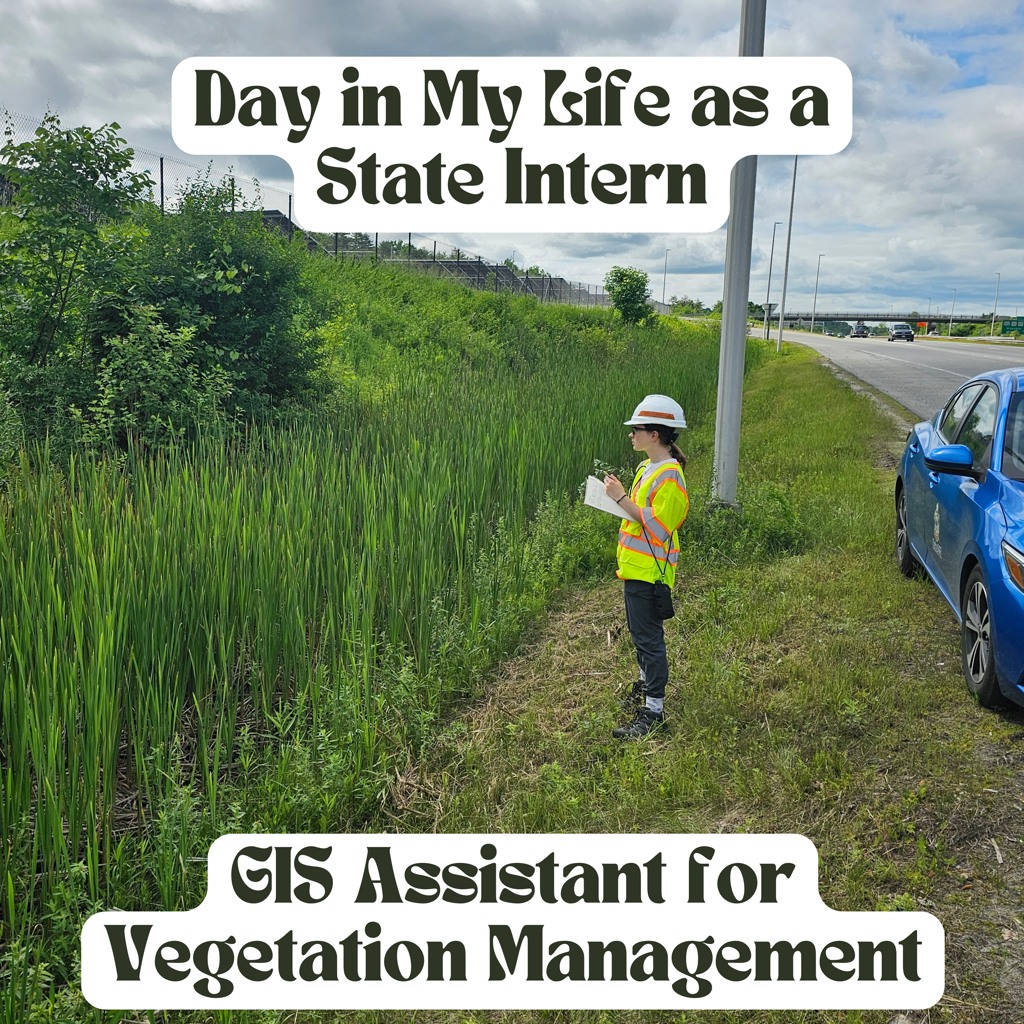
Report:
766,330,1024,421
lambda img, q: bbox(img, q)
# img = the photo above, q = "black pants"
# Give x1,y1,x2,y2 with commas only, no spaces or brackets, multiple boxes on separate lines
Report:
623,579,667,701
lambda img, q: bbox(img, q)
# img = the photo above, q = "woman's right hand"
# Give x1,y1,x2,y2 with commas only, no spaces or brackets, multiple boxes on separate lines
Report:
604,474,626,502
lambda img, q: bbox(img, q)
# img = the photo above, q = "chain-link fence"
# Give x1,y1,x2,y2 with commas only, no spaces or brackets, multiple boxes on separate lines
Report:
2,110,673,313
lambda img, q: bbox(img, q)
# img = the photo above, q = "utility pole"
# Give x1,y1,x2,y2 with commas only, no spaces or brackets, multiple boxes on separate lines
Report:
776,155,798,352
713,0,766,505
762,220,781,339
991,273,1001,337
809,253,824,335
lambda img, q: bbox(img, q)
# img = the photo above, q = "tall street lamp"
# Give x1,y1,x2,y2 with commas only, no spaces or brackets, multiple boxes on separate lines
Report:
991,272,1001,337
762,220,782,340
776,156,798,353
662,248,671,306
809,253,824,335
948,288,957,337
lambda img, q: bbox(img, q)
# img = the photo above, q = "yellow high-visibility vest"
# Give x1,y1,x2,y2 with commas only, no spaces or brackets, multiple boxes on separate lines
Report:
616,458,689,586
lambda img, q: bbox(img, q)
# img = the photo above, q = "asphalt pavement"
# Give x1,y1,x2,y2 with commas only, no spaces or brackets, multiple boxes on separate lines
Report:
762,330,1024,421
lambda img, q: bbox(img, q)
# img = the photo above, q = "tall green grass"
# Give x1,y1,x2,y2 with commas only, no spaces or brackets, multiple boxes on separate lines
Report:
0,266,745,1017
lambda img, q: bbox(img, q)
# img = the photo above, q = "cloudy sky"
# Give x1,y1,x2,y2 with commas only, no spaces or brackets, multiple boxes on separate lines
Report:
3,0,1023,319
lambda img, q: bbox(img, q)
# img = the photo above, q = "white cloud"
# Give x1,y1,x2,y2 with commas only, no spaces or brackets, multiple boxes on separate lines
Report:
1,0,1021,311
169,0,267,9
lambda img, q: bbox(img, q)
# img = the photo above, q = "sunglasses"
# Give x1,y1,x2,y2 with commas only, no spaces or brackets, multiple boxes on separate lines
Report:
629,425,652,434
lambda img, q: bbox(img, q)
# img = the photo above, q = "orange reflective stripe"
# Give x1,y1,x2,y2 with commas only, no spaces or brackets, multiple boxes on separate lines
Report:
637,409,675,420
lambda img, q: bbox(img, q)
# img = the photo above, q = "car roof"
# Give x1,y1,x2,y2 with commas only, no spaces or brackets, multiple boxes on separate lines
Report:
965,367,1024,393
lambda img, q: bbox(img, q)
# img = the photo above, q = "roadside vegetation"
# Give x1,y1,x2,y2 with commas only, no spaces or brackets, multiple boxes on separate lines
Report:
3,117,1022,1024
2,116,730,1022
311,348,1024,1024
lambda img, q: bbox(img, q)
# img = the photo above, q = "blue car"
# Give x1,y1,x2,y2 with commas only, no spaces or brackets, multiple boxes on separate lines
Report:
895,368,1024,708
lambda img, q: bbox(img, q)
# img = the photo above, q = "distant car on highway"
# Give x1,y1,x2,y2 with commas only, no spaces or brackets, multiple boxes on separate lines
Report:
888,322,915,342
851,323,869,338
824,330,835,336
895,368,1024,708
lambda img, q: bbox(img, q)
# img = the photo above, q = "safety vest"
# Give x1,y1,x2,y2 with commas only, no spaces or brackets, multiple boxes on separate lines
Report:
616,458,689,587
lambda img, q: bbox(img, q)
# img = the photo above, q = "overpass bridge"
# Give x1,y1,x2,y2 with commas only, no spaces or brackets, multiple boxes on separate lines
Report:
767,312,996,325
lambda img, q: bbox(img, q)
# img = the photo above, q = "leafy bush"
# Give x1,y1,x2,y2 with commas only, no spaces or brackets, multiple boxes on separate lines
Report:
0,118,328,452
0,113,152,368
604,265,655,324
75,305,233,447
135,177,324,418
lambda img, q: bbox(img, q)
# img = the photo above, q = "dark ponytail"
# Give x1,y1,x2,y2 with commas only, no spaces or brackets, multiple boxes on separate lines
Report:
650,425,687,470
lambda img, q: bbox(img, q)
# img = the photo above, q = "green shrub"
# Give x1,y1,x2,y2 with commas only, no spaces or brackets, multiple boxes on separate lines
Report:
75,305,233,448
135,177,323,417
604,265,655,324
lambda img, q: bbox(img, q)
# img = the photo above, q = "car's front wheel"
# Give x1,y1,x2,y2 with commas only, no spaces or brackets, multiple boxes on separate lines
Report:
961,565,1002,707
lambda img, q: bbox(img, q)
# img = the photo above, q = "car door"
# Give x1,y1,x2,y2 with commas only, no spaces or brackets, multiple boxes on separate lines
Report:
929,383,1000,606
906,383,983,570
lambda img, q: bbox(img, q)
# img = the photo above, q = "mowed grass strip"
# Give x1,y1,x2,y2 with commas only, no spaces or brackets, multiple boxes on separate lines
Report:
361,345,1024,1024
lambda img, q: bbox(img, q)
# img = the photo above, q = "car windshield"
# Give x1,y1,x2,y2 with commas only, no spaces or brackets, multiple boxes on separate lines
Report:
1002,392,1024,483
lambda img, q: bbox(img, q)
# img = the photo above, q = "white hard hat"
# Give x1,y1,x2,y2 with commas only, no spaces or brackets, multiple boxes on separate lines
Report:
624,394,687,429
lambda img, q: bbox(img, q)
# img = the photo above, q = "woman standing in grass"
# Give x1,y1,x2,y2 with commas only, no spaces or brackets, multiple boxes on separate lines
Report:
603,394,689,739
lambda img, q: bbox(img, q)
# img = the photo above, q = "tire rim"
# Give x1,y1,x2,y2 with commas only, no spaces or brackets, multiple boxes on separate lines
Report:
964,579,990,685
896,492,908,561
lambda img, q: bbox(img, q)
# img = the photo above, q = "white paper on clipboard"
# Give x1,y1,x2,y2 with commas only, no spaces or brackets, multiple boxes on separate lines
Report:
584,475,639,523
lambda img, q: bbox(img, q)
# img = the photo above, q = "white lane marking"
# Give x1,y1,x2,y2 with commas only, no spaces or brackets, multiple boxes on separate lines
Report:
855,350,969,378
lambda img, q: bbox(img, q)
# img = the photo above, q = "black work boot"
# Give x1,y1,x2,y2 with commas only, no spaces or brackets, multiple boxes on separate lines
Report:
620,678,645,712
612,706,666,739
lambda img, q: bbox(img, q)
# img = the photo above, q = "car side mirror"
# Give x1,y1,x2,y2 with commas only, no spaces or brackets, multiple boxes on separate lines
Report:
924,443,978,477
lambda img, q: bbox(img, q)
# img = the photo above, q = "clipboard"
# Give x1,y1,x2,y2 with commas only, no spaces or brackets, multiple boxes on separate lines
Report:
584,475,639,523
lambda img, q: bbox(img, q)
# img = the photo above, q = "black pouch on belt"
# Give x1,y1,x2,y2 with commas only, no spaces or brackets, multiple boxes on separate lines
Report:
652,579,675,620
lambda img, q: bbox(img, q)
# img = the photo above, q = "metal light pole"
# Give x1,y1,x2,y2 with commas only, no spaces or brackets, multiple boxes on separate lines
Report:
662,248,671,305
809,253,824,335
948,288,957,337
713,0,766,504
776,155,798,352
991,272,1001,337
510,248,517,268
762,220,782,339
